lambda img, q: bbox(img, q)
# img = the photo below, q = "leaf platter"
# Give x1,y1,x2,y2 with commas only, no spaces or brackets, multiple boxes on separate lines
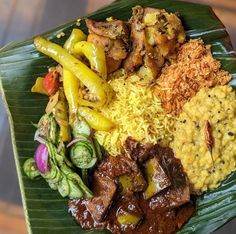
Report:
0,0,236,233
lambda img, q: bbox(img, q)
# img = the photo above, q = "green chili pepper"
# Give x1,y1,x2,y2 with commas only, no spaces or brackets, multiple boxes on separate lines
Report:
63,29,84,117
72,41,107,80
78,106,114,131
64,29,87,53
34,36,113,109
23,158,40,179
53,89,71,142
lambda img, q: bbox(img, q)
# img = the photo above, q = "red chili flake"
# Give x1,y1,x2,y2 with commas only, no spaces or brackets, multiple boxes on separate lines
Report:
204,120,214,167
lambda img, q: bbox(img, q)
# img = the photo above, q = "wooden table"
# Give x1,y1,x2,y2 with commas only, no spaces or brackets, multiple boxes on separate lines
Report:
0,201,27,234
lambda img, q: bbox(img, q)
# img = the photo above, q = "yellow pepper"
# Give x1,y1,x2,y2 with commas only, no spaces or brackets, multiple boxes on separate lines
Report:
119,173,146,195
63,68,80,114
72,41,107,80
63,29,84,114
117,213,141,226
143,157,171,200
63,32,114,131
31,77,47,95
78,106,114,131
34,36,113,108
53,89,71,142
64,29,87,53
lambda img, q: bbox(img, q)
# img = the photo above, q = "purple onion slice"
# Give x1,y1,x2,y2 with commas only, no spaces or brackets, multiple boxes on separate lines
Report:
34,143,49,174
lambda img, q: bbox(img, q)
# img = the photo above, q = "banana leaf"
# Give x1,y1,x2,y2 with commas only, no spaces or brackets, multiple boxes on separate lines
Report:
0,0,236,233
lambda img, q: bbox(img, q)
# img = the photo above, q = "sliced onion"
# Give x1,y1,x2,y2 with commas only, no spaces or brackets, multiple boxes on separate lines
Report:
34,130,46,144
45,91,59,114
67,136,88,148
34,143,49,174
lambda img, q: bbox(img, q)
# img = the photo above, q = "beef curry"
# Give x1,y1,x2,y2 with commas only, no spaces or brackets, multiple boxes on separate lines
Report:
68,138,195,234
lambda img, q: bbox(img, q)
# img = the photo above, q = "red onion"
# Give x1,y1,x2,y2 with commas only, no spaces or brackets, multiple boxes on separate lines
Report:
34,130,46,144
67,136,88,148
34,143,49,174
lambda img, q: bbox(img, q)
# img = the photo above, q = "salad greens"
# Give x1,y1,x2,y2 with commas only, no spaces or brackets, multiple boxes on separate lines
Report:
23,90,105,199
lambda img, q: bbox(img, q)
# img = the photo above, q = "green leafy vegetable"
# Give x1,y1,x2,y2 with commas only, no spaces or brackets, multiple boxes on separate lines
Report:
70,141,97,169
23,158,41,179
72,119,91,137
70,119,97,169
38,114,58,144
58,177,70,197
60,164,93,198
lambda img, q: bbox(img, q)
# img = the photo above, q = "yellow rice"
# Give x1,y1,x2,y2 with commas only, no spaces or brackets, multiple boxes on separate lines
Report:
95,72,175,155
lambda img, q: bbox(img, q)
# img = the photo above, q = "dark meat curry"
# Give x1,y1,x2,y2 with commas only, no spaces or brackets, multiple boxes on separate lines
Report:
68,138,195,233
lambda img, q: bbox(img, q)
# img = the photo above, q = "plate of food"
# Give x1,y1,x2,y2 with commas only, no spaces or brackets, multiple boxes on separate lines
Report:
0,0,236,233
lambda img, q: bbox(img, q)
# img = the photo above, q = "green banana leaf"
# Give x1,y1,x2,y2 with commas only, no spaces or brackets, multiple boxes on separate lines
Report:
0,0,236,233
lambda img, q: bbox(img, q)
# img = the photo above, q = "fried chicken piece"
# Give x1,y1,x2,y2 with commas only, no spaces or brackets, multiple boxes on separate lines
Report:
86,19,129,43
123,6,145,73
106,57,122,74
144,44,165,79
143,7,185,56
86,19,130,74
87,34,127,60
123,6,185,79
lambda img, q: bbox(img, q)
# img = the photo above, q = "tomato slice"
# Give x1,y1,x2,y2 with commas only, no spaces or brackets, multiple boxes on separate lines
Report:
43,71,60,96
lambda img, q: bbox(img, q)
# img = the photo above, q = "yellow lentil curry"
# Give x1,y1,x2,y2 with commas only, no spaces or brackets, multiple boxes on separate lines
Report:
171,86,236,194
